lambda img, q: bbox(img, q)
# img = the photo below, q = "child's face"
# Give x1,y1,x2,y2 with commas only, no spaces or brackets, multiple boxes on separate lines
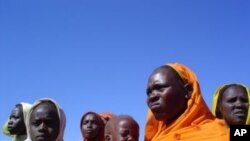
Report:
29,102,60,141
115,119,139,141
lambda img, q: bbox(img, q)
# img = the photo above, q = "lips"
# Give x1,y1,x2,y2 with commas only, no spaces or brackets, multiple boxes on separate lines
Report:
36,134,46,139
234,111,246,116
86,129,93,133
149,102,161,110
7,125,13,130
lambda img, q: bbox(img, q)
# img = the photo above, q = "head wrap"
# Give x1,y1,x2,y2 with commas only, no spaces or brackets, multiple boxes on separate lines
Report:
2,102,32,141
25,98,66,141
145,63,228,141
211,83,250,125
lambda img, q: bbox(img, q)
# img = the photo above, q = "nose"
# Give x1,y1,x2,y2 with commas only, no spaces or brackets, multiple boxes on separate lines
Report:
86,122,92,128
38,122,47,131
127,136,135,141
8,119,13,125
234,99,247,109
147,90,160,103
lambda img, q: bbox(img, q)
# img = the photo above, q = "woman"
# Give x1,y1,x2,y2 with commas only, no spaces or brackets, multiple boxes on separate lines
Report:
2,102,32,141
80,112,105,141
211,83,250,126
25,98,66,141
145,63,229,141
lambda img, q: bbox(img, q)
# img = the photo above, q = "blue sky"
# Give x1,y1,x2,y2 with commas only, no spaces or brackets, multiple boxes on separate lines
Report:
0,0,250,141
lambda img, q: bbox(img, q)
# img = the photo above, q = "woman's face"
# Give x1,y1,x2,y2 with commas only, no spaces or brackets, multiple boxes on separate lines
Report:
146,67,189,123
220,86,249,125
81,113,101,139
29,102,60,141
7,105,26,135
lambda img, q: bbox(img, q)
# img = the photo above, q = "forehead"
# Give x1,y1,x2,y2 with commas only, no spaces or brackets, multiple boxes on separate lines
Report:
148,68,176,84
30,102,58,118
11,106,23,115
222,86,248,98
117,119,137,129
83,113,98,120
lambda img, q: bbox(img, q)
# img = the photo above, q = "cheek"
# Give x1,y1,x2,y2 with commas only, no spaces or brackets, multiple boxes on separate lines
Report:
47,127,58,134
221,103,232,112
243,103,249,109
93,126,100,134
81,125,86,131
146,98,150,106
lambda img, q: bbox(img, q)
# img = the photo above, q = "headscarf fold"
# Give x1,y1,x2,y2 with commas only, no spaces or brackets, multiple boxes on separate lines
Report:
2,102,33,141
80,112,105,141
145,63,229,141
99,112,116,123
25,98,66,141
211,83,250,125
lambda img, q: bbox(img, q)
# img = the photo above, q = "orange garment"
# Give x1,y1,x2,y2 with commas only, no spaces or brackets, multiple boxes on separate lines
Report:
144,63,229,141
99,112,116,123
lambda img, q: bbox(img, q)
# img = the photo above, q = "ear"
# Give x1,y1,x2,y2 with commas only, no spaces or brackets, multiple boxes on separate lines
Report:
184,83,192,99
105,135,112,141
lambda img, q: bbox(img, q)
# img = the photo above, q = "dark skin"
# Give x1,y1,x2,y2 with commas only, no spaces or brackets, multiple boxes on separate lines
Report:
81,113,101,141
29,102,60,141
146,66,192,124
115,117,139,141
7,105,26,135
219,85,249,126
105,116,139,141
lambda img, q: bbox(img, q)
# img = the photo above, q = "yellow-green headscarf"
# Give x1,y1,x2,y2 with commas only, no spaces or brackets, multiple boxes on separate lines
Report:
211,83,250,125
2,102,33,141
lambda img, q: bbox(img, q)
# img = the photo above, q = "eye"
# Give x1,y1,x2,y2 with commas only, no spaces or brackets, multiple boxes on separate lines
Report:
119,130,129,137
82,120,88,125
240,97,248,103
32,120,41,126
155,84,168,92
146,88,151,96
227,97,236,103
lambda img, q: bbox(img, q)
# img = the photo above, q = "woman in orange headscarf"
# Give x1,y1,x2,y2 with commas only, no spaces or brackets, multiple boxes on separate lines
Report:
145,63,229,141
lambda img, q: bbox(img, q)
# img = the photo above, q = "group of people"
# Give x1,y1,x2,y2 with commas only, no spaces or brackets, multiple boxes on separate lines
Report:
2,62,250,141
2,99,139,141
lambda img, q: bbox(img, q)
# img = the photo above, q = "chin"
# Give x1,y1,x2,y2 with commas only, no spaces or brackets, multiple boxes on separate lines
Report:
153,113,166,121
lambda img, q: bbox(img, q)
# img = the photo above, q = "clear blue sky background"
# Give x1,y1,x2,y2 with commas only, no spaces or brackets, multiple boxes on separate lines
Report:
1,0,249,141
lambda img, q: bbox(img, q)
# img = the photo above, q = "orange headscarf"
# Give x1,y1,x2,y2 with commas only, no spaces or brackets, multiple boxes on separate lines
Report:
99,112,116,124
144,63,229,141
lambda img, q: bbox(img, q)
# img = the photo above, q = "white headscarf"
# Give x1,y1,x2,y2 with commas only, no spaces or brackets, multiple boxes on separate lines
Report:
25,98,66,141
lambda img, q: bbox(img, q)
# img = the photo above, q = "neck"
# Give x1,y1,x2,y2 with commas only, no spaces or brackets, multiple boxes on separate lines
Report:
13,134,27,141
85,137,102,141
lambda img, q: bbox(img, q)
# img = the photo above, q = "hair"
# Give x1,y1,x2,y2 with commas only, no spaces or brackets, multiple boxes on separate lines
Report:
15,104,23,110
216,84,248,118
